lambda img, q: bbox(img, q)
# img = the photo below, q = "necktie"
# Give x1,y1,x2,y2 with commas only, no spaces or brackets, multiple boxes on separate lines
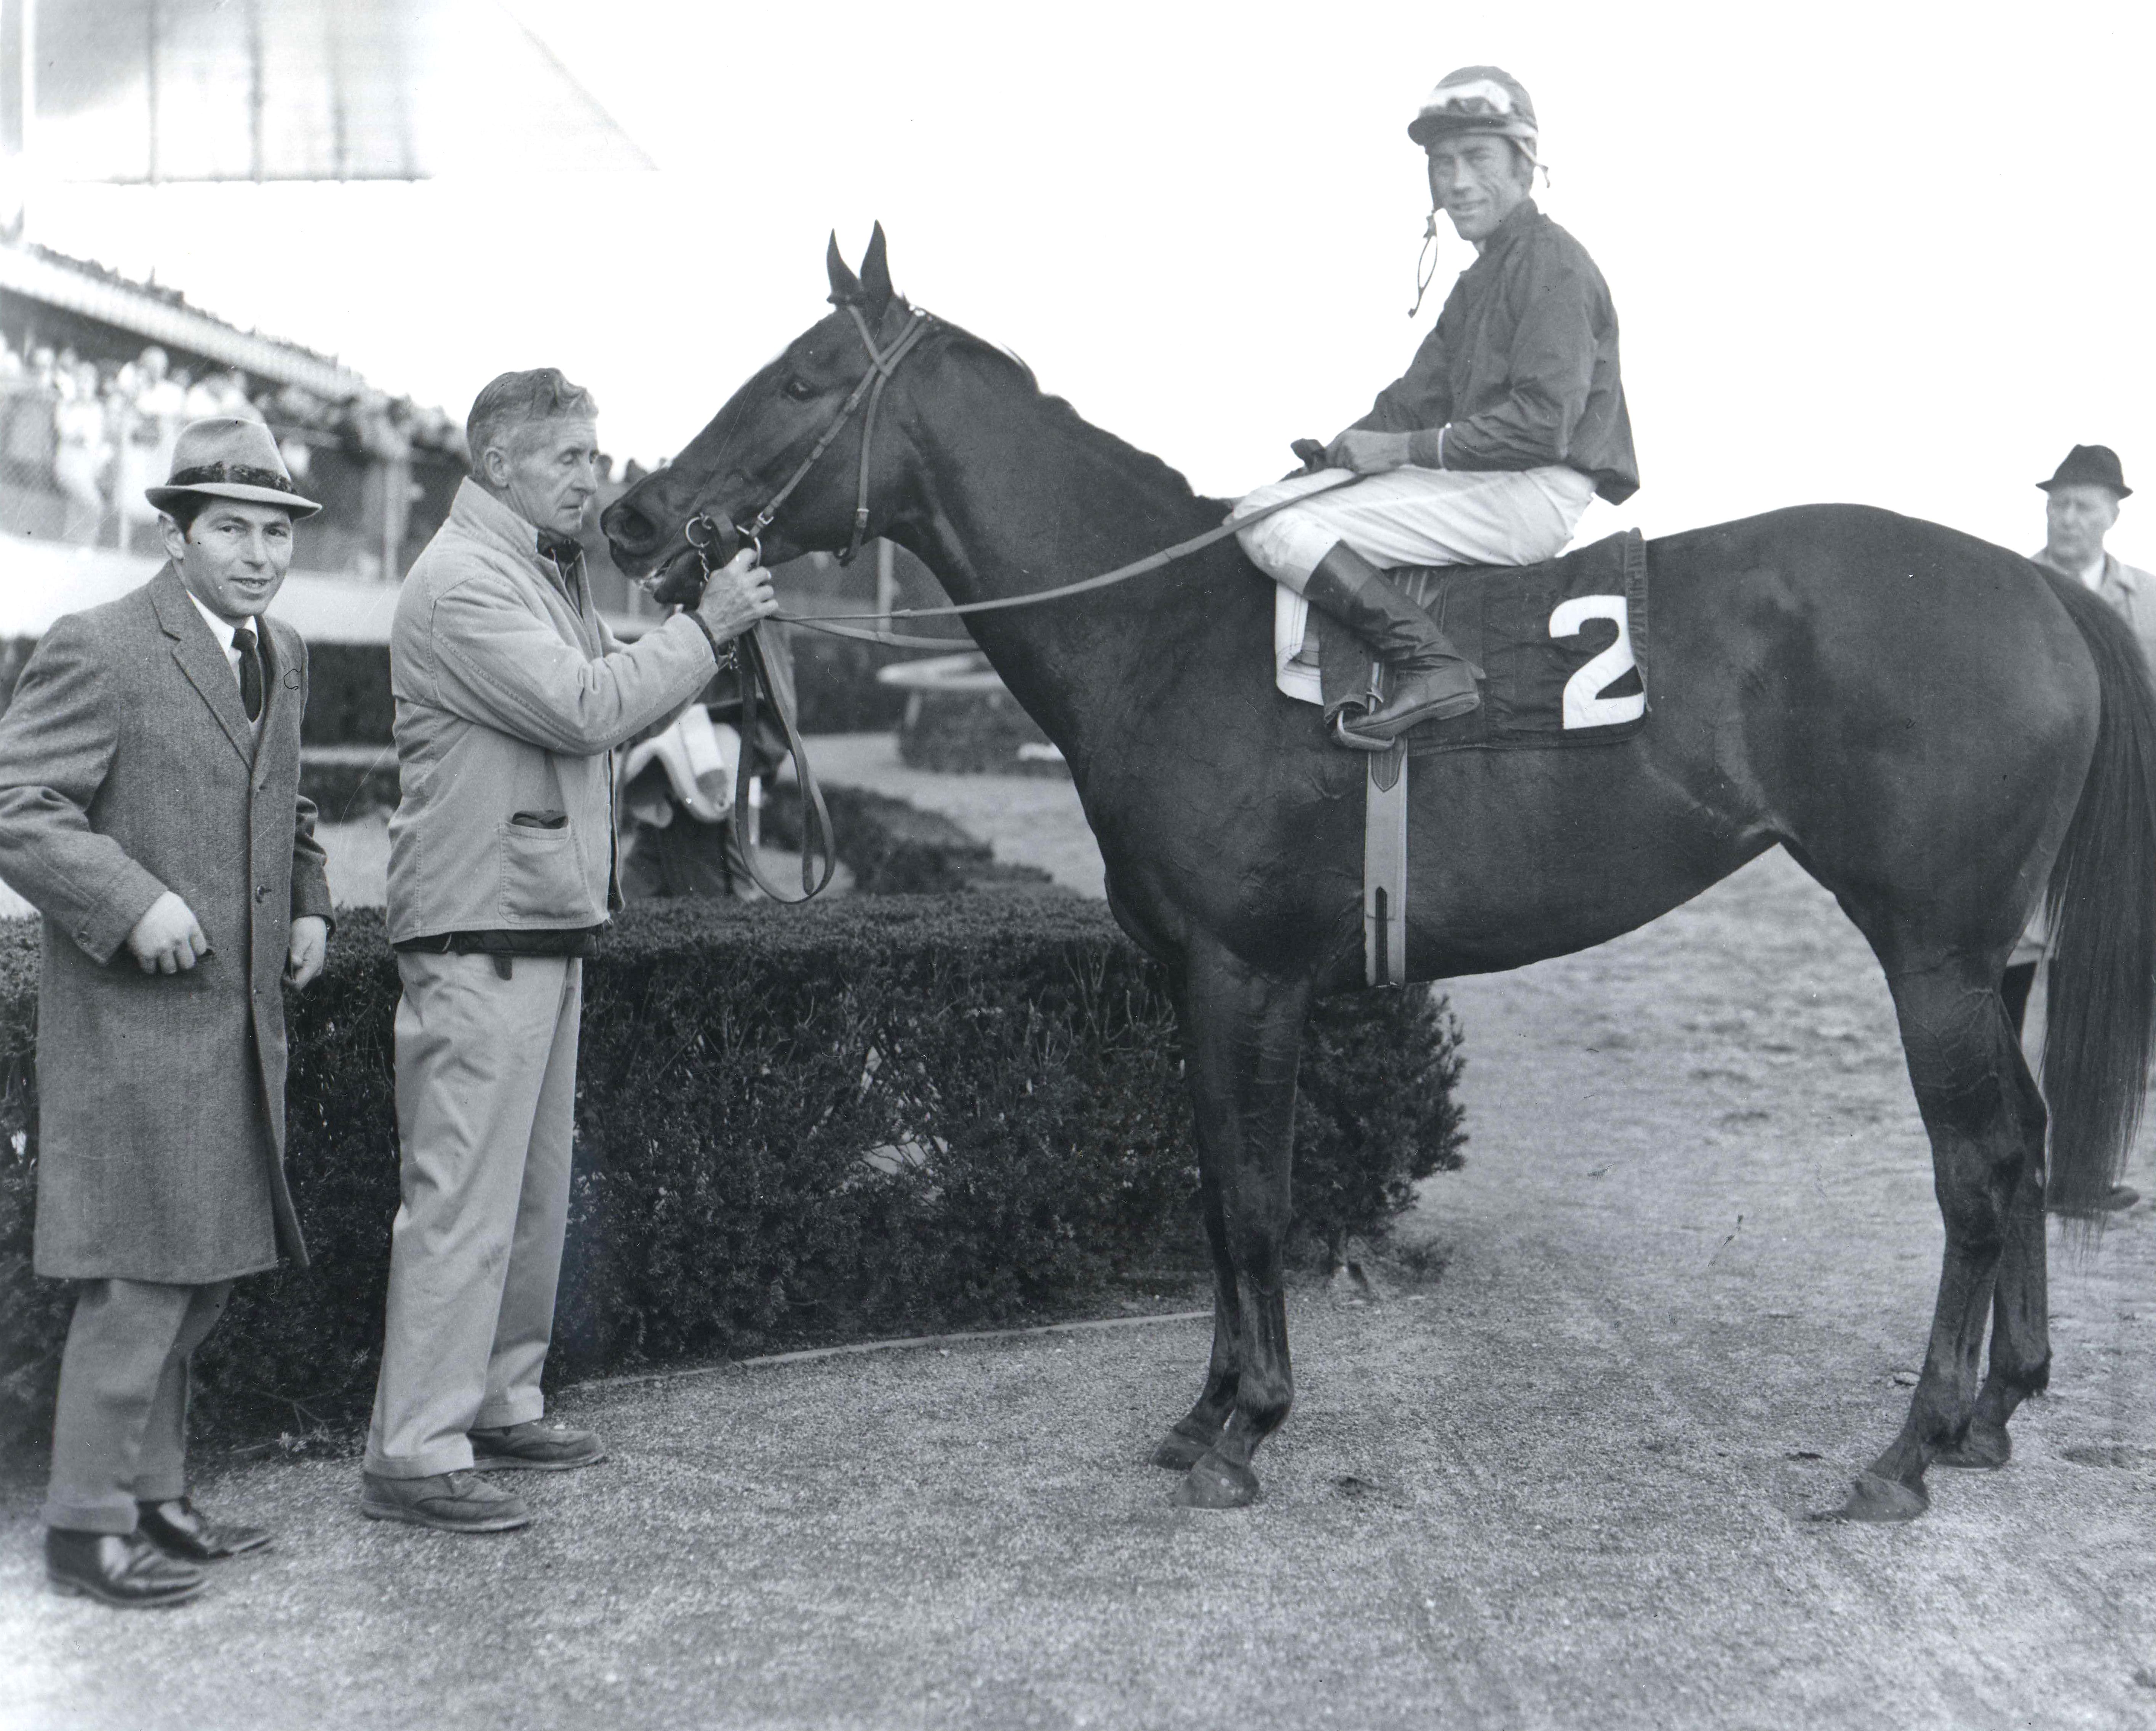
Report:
232,624,263,723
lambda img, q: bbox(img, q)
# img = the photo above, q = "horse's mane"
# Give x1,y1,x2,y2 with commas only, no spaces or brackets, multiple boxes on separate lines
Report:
931,318,1228,516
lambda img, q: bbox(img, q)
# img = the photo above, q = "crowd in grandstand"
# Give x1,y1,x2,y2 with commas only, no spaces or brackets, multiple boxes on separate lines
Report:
0,334,468,551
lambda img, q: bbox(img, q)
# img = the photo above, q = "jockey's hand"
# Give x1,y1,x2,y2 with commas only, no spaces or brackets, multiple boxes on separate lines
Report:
693,548,780,644
1324,430,1414,475
1290,438,1330,473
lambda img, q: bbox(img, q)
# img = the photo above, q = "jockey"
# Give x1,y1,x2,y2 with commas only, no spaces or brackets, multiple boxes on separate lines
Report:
1233,65,1638,744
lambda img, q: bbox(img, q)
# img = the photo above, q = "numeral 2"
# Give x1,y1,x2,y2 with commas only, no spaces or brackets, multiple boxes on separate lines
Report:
1549,594,1645,729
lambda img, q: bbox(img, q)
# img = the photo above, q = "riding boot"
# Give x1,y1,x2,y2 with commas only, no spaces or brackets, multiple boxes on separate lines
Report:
1301,542,1482,743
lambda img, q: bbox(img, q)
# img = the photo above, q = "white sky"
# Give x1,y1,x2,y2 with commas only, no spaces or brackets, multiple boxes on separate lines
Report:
25,0,2156,564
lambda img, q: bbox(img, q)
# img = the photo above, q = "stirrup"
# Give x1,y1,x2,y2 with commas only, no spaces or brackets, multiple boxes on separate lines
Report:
1331,711,1395,753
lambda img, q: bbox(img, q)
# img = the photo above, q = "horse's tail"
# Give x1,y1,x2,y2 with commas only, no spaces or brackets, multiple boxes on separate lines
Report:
2034,567,2156,1217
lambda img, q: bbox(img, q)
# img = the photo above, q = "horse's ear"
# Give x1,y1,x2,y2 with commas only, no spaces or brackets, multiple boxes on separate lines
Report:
826,231,862,306
859,222,893,316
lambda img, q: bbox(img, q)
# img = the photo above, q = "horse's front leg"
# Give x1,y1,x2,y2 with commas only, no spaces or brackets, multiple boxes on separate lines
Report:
1165,938,1312,1509
1150,1169,1240,1470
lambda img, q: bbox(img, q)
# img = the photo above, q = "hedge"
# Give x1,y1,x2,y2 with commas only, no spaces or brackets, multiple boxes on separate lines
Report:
898,685,1068,778
0,897,1464,1461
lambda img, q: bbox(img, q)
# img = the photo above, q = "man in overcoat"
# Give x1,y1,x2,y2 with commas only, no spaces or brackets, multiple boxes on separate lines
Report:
0,418,332,1606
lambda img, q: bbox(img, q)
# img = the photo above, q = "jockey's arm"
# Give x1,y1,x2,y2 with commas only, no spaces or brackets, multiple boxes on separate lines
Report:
1435,261,1599,474
1323,334,1453,473
1325,254,1600,477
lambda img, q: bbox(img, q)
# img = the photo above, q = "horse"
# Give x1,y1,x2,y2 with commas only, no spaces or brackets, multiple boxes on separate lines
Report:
602,228,2156,1522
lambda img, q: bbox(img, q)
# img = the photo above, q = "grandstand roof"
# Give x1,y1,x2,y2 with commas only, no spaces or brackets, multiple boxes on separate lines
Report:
0,240,366,397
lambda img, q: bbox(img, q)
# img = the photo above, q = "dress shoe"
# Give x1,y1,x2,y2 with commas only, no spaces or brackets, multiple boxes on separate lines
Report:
137,1497,272,1561
2102,1185,2140,1212
1302,542,1483,745
46,1527,205,1608
470,1419,606,1472
360,1469,531,1533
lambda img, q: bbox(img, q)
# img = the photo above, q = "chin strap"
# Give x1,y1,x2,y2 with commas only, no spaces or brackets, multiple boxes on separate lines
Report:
1408,210,1440,318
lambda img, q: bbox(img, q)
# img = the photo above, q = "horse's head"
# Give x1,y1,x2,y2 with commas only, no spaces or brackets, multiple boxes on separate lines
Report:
603,224,926,602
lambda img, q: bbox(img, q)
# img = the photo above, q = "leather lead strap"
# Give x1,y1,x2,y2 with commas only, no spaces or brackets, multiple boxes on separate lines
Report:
729,623,838,903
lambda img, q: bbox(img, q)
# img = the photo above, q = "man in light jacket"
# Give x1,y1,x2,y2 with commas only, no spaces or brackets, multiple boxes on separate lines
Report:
360,368,774,1533
0,419,332,1605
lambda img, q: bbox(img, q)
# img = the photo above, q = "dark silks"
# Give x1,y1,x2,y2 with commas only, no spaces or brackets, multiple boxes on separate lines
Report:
602,230,2156,1524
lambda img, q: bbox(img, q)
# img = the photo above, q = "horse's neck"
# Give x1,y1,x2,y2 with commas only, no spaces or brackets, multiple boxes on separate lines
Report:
891,370,1237,766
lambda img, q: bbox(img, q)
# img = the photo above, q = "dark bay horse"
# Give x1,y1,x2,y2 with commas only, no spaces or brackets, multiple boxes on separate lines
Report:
603,230,2156,1522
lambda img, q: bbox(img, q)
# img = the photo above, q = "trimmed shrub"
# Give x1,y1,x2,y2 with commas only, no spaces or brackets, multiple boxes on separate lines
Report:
898,685,1067,778
300,642,399,746
0,898,1463,1460
764,783,1053,895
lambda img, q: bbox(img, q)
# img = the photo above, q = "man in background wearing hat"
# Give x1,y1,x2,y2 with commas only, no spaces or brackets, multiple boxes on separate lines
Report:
0,418,333,1605
2001,443,2150,1210
1232,65,1637,745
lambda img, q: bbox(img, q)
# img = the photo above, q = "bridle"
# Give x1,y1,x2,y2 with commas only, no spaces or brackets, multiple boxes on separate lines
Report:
654,300,937,910
683,300,937,573
654,298,1364,905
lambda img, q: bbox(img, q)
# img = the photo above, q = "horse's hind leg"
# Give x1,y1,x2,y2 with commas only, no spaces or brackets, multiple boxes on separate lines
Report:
1827,963,2036,1521
1160,938,1309,1509
1936,1017,2051,1469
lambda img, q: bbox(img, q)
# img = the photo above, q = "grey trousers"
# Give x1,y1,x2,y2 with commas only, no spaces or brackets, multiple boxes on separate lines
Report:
364,952,581,1479
43,1277,233,1533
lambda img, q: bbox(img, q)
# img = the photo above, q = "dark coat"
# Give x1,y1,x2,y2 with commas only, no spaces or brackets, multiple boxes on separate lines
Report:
0,565,331,1282
1354,198,1639,505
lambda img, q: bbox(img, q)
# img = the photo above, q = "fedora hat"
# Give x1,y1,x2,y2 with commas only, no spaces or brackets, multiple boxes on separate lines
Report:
2038,443,2132,500
145,417,322,518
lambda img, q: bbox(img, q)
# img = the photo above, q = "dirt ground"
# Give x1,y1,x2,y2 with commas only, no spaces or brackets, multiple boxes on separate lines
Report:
5,838,2154,1730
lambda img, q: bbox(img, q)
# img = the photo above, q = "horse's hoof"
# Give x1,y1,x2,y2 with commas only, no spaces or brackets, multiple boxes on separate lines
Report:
1810,1471,1929,1523
1933,1421,2011,1471
1171,1452,1259,1510
1151,1429,1211,1472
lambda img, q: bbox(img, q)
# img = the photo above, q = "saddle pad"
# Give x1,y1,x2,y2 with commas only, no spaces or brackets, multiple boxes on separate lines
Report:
1280,529,1649,755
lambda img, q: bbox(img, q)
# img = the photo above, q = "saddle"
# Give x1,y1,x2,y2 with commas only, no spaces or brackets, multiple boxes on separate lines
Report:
1277,529,1650,754
1298,531,1651,986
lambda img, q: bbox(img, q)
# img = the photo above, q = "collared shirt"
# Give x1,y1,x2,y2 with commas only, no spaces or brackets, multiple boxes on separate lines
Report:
187,587,251,684
1353,198,1639,505
184,587,266,736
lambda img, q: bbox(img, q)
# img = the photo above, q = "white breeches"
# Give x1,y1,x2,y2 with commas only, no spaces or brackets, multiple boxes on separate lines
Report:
1231,463,1598,589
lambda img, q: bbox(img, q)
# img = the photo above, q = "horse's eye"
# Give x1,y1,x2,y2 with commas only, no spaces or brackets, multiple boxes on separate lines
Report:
783,377,816,401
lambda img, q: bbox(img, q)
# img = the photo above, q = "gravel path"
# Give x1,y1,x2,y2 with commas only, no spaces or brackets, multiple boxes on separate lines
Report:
5,847,2153,1730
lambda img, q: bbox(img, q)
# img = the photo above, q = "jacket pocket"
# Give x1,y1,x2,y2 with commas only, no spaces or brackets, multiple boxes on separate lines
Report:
498,819,577,920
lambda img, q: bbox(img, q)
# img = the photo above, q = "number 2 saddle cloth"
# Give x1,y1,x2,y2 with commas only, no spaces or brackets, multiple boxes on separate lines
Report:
1273,528,1650,756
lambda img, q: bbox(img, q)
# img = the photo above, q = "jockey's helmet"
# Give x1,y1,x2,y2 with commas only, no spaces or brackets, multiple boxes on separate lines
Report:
1408,66,1539,156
